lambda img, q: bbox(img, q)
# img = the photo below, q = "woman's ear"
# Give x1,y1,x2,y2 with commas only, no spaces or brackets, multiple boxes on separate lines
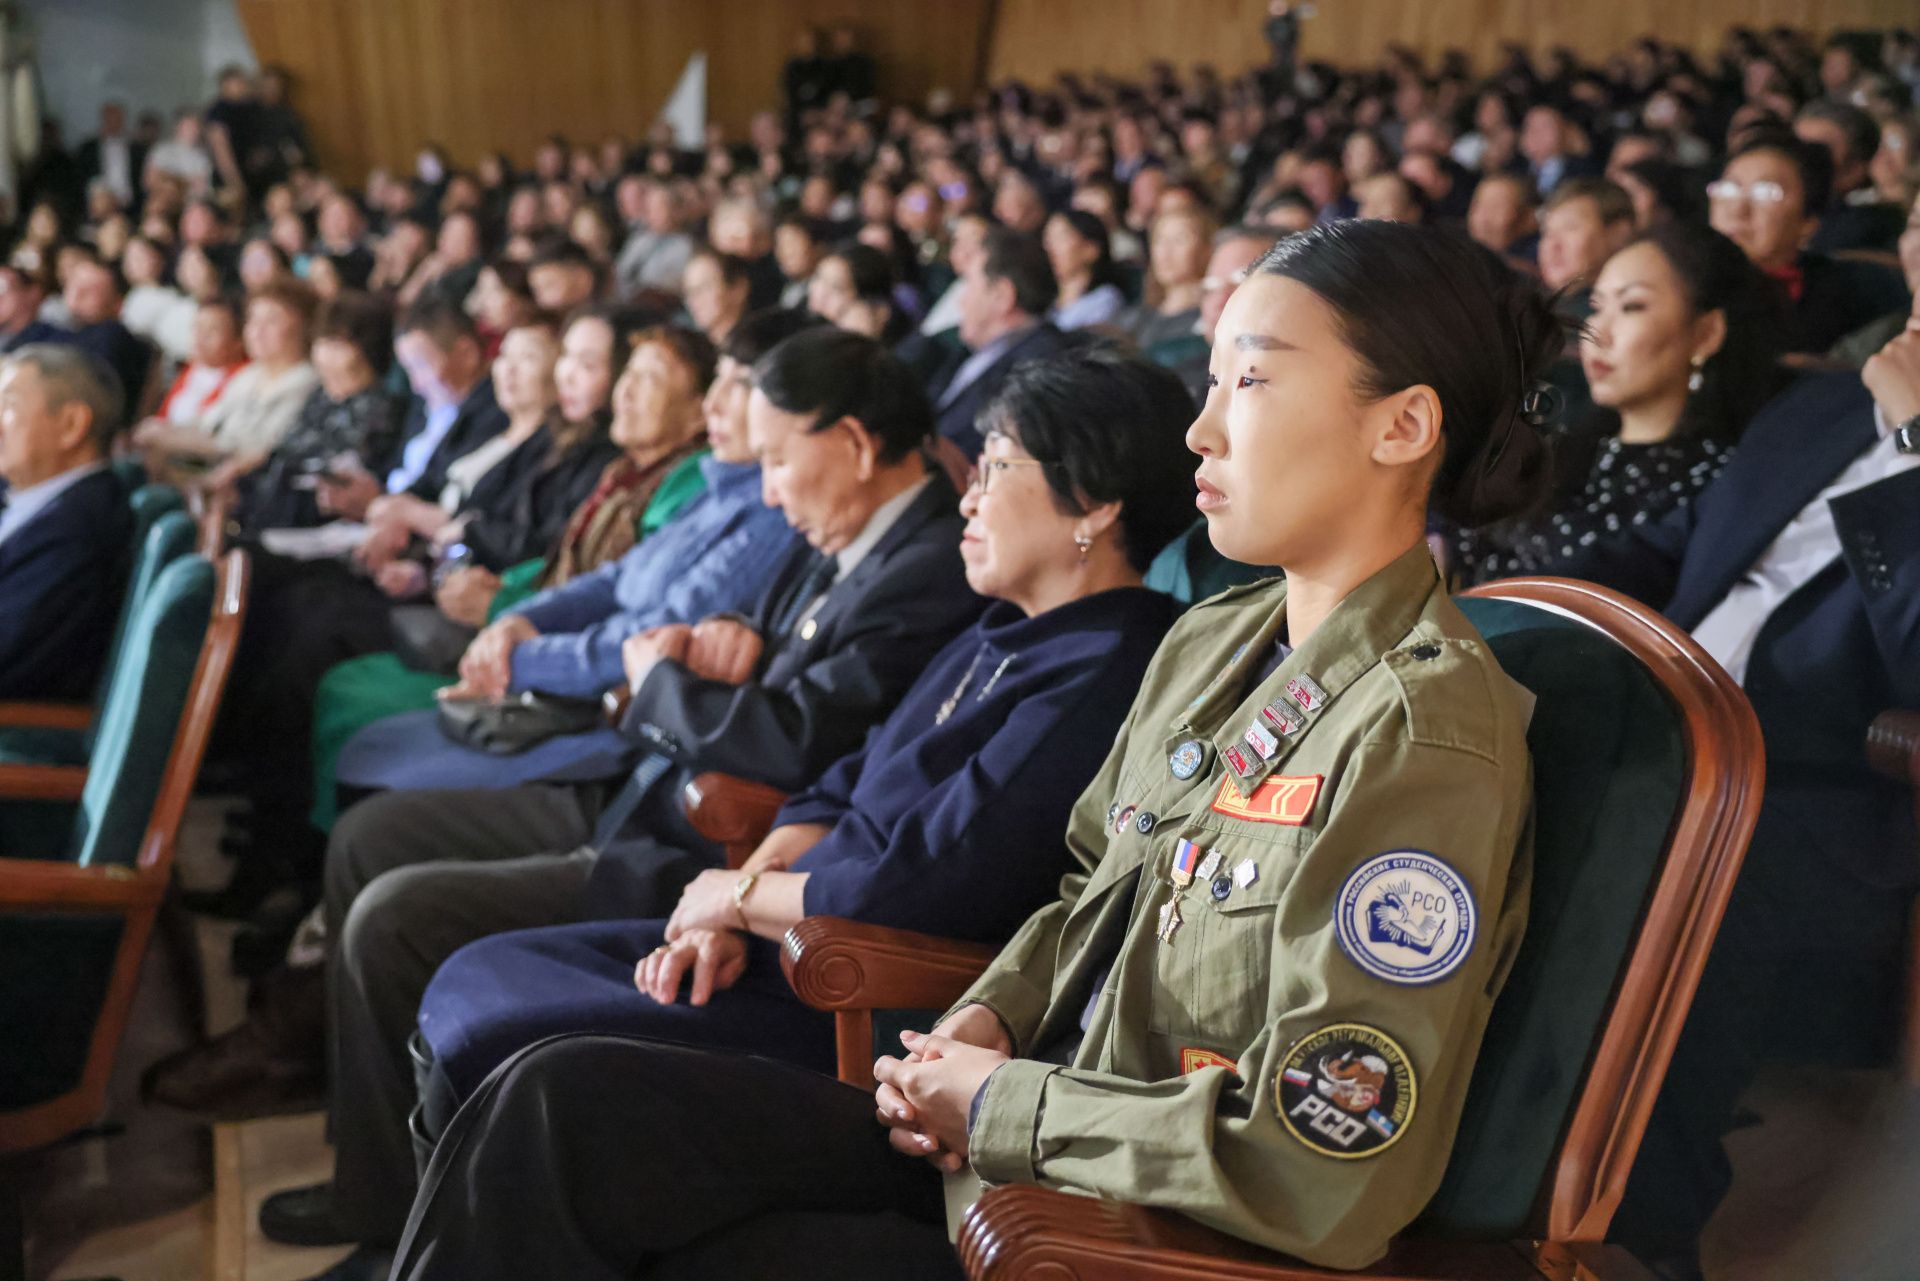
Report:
1691,307,1729,364
1075,497,1124,546
1370,383,1443,470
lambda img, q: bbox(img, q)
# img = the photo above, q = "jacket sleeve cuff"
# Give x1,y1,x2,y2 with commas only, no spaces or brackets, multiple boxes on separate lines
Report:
945,975,1049,1056
967,1058,1057,1186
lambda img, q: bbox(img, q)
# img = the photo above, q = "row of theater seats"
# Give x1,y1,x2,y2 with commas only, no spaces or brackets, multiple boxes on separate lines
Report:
1,472,1916,1279
0,469,248,1276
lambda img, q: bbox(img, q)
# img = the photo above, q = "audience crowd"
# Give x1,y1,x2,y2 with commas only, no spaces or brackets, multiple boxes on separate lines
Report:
2,19,1918,1281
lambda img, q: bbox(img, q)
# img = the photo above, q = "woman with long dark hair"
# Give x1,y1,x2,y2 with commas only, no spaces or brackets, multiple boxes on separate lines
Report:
1452,222,1782,585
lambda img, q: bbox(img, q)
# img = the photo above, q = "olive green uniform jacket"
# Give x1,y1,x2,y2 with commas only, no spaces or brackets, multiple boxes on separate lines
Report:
950,544,1536,1269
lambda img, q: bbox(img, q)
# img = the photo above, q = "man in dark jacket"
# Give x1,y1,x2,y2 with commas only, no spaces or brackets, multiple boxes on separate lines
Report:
153,330,986,1281
1566,342,1920,1278
0,345,131,700
920,226,1068,472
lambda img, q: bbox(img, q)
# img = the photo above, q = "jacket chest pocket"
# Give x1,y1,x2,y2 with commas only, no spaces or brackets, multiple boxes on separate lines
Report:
1145,823,1305,1044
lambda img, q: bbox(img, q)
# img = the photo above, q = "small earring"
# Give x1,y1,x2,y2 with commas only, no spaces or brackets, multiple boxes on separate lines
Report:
1074,532,1092,565
1687,355,1705,393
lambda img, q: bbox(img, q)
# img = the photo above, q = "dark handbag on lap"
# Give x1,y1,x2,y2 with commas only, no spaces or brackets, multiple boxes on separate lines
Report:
435,690,606,755
389,604,480,675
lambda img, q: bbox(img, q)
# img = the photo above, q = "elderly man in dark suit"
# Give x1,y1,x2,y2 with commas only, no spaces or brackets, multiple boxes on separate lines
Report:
1562,338,1920,1279
0,345,131,699
172,329,983,1279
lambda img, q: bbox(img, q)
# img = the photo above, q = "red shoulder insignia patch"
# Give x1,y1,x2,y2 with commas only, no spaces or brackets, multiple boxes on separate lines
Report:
1181,1047,1239,1075
1210,774,1321,826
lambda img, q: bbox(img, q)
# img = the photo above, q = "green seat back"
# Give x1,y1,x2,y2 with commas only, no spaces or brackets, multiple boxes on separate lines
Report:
91,502,195,726
67,555,216,869
111,456,151,492
1414,597,1688,1238
0,496,191,772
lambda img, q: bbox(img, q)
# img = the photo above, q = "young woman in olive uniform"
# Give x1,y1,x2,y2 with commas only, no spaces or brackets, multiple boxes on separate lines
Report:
385,220,1562,1281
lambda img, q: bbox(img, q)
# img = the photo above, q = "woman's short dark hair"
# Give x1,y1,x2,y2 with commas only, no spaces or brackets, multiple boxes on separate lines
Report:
722,307,824,367
481,255,531,298
197,293,246,336
1252,221,1565,528
1729,128,1834,215
823,241,895,305
979,226,1059,317
1618,223,1784,443
980,341,1198,571
1619,158,1704,225
690,247,754,289
249,278,321,335
1050,209,1124,292
751,327,933,464
630,323,719,393
313,290,396,376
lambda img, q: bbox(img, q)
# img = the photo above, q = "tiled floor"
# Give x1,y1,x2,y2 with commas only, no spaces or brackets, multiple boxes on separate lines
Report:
23,797,1920,1280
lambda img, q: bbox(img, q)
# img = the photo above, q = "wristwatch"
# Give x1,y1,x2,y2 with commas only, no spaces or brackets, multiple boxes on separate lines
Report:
1895,413,1920,456
731,872,760,925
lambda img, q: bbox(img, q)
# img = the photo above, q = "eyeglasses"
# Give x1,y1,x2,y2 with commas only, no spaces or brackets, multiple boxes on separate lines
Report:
968,456,1048,494
1706,179,1787,207
1201,266,1253,292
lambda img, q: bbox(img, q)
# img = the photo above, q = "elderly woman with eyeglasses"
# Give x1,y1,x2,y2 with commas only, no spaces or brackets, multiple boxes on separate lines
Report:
363,346,1197,1281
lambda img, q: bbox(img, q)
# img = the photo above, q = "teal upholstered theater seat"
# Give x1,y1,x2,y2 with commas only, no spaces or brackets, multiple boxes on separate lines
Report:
0,554,216,1112
0,488,190,769
1414,596,1688,1236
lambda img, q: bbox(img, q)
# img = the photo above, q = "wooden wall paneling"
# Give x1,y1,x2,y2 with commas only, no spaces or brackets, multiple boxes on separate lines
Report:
237,0,995,184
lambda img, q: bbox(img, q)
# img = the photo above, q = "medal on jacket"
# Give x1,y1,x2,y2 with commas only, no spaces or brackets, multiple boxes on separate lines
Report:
1159,838,1205,944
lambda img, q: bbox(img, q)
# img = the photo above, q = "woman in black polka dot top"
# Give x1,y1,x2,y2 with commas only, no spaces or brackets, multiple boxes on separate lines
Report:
1453,222,1787,586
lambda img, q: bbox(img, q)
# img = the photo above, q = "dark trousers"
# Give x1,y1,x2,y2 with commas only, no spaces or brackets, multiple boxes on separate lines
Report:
1612,797,1909,1263
323,782,600,1244
392,1034,960,1281
322,779,723,1244
219,551,395,844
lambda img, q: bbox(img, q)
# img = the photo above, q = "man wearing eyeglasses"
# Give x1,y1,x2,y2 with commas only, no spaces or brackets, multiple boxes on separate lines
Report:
1708,130,1910,355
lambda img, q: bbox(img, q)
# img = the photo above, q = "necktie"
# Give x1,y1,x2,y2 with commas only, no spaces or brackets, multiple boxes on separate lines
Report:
771,552,837,640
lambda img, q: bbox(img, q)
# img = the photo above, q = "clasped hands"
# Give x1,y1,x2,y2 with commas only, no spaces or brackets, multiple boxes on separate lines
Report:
873,1004,1012,1172
619,617,764,690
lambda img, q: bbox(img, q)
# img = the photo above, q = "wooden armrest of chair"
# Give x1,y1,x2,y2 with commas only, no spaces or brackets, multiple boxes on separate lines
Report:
1867,711,1920,788
958,1186,1657,1281
782,916,1000,1090
781,916,999,1013
0,857,161,910
0,763,88,801
680,772,790,861
0,702,91,731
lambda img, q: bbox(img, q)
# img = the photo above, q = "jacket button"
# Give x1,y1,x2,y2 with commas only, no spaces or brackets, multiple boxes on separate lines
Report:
1135,812,1157,835
1411,643,1442,660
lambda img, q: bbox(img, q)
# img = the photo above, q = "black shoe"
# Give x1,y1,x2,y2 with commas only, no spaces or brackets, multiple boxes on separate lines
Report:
260,1181,357,1248
230,882,320,978
302,1245,394,1281
141,966,326,1121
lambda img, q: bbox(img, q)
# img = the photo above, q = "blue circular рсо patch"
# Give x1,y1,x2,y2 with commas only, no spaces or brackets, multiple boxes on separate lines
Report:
1334,850,1477,986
